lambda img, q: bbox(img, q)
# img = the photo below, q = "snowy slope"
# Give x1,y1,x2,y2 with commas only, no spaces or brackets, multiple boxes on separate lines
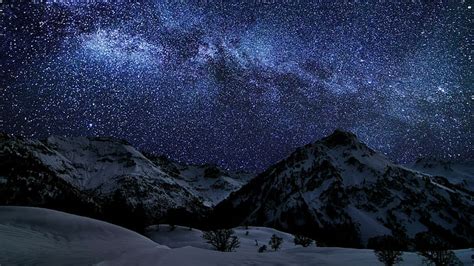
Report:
0,134,253,227
1,207,471,265
0,134,208,228
214,130,474,248
0,206,165,265
0,134,250,211
406,158,474,191
44,136,177,192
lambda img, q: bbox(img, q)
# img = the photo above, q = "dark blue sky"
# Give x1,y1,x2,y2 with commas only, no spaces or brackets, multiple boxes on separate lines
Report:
2,0,472,171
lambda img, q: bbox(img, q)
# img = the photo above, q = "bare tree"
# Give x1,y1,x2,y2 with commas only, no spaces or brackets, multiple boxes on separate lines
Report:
202,229,240,252
368,235,404,266
415,233,462,266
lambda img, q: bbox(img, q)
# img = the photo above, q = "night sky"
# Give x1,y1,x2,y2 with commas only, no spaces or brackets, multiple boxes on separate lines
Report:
2,0,473,171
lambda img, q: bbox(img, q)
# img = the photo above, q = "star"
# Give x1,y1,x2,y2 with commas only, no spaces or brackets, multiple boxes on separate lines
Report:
1,1,472,170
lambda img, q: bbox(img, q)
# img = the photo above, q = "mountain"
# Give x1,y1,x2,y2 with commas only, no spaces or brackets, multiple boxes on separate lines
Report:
212,130,474,248
0,133,250,230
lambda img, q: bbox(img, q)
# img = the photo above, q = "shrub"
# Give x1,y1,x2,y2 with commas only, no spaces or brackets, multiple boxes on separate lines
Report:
258,245,267,253
269,234,283,251
368,235,404,266
294,234,313,247
202,229,240,252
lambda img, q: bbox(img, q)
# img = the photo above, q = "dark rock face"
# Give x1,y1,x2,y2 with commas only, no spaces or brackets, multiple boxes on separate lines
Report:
320,129,359,148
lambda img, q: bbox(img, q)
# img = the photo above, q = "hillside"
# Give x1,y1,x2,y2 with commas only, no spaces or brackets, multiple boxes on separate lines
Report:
0,133,250,229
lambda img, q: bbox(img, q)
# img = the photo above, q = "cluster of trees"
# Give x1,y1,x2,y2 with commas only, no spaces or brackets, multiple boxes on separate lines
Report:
202,228,321,253
414,232,462,266
200,227,462,265
201,230,288,253
368,233,462,266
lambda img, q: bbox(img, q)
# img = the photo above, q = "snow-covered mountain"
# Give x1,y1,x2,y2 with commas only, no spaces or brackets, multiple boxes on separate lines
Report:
0,133,250,229
213,130,474,248
1,131,472,249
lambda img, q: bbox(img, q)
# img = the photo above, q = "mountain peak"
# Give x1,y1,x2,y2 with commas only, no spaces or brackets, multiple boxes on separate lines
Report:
320,129,359,148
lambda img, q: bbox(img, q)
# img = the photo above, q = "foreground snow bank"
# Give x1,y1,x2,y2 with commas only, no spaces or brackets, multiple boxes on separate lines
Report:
0,206,164,265
0,207,472,265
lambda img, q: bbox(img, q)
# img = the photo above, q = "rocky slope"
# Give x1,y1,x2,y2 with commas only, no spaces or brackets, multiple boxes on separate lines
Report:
406,158,474,191
148,155,253,207
0,133,250,230
213,130,474,248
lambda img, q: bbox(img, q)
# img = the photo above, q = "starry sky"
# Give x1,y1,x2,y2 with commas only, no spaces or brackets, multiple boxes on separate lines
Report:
1,0,473,171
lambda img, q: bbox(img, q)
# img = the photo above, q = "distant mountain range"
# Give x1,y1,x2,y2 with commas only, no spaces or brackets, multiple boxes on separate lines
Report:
0,130,472,247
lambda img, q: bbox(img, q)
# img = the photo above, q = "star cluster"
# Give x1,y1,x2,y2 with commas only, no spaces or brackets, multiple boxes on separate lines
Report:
1,0,472,171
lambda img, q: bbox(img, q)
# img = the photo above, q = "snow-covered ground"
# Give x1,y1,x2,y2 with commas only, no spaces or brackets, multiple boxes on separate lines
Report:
145,224,299,251
0,206,165,265
1,207,472,265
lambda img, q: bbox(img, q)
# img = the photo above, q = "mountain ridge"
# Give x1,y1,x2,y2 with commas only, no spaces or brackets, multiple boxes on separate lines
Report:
212,129,474,248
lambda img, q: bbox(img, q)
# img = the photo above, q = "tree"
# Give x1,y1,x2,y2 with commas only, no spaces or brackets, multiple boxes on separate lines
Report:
202,229,240,252
294,234,313,247
269,234,283,251
368,235,404,266
103,191,147,233
414,232,462,266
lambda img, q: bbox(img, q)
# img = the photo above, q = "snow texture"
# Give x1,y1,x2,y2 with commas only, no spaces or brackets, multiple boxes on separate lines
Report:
0,207,472,266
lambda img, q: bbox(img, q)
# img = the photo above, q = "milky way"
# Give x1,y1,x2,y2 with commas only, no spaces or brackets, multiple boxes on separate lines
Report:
2,0,473,171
